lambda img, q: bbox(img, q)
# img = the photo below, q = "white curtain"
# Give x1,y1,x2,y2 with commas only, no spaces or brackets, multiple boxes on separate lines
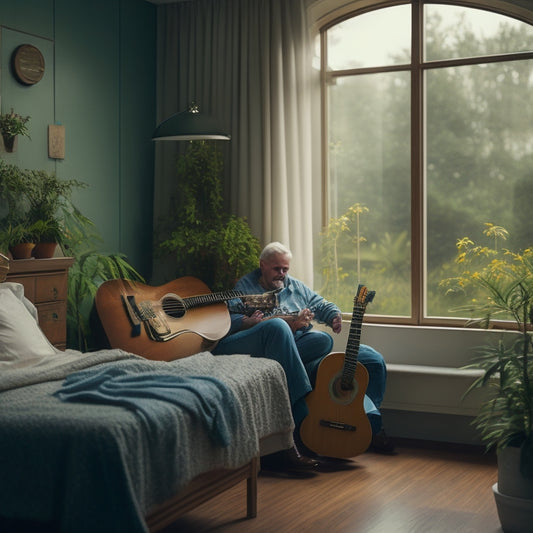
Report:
153,0,317,285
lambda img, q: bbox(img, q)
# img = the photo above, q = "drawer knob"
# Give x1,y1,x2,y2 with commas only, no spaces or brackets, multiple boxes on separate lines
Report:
53,287,58,298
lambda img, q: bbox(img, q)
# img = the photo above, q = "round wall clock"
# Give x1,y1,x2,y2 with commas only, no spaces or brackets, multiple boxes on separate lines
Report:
11,44,45,85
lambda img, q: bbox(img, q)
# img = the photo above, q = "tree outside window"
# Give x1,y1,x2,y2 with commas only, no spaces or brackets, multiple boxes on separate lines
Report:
316,2,533,324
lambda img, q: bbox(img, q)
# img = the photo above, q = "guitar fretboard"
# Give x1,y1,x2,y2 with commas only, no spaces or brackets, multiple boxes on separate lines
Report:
339,285,375,390
159,289,278,318
183,290,244,309
341,307,365,388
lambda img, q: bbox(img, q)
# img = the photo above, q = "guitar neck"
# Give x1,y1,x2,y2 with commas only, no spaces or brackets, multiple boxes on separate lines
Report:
341,307,365,387
183,290,244,310
182,289,279,312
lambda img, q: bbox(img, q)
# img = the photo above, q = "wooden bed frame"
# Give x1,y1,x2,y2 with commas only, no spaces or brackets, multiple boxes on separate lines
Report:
0,256,281,531
146,456,259,531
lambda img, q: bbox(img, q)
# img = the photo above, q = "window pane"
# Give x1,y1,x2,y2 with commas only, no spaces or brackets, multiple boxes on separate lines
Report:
327,5,411,70
317,72,411,316
425,60,533,318
425,5,533,61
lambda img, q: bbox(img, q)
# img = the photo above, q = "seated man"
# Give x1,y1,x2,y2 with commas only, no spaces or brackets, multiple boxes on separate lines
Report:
213,242,394,471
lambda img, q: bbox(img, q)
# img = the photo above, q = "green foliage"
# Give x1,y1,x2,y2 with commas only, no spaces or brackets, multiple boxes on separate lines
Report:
23,169,85,239
0,109,30,139
441,224,533,476
0,160,86,250
63,206,144,352
0,159,143,351
0,222,38,248
0,159,29,229
318,202,411,313
157,141,260,291
319,203,368,303
316,9,533,319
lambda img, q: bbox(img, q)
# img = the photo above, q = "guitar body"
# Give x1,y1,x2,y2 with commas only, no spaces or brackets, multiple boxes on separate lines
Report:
95,277,230,361
300,352,372,458
300,284,376,459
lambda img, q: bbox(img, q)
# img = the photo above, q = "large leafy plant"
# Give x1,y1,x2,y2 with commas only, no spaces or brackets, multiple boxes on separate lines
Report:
441,223,533,477
60,204,144,352
157,141,260,291
0,159,143,351
0,160,85,249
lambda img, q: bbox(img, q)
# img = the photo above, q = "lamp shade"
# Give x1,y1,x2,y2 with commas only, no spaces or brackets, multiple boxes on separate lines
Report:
152,104,230,141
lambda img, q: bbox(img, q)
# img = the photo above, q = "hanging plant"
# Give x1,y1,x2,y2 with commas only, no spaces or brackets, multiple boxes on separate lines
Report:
0,109,30,152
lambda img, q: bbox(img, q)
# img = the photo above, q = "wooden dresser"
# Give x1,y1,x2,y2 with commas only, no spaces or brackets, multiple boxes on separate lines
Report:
6,257,74,350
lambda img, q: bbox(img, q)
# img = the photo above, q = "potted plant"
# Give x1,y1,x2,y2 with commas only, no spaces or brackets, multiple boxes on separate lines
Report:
0,160,85,258
442,223,533,533
157,140,260,291
60,206,144,351
30,219,63,258
0,109,30,152
0,160,143,350
0,159,27,218
1,221,36,259
24,169,85,257
0,160,34,257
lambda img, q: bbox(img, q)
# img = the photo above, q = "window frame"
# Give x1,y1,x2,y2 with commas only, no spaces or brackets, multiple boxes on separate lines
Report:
319,0,533,328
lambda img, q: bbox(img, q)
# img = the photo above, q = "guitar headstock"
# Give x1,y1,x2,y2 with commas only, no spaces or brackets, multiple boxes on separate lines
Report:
354,284,376,308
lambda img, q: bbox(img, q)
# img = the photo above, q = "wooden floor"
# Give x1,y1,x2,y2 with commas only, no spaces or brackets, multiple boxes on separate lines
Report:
161,440,501,533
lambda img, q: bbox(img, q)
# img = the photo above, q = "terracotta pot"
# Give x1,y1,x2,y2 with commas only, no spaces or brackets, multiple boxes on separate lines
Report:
32,242,58,259
10,242,35,259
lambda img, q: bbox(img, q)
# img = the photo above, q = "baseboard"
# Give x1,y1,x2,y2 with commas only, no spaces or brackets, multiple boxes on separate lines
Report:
382,408,485,446
382,363,492,417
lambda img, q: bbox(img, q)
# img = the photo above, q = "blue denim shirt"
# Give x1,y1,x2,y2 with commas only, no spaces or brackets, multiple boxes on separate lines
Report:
227,268,341,334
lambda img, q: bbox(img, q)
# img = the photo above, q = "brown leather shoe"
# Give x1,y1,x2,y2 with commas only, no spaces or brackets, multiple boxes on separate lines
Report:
261,446,319,474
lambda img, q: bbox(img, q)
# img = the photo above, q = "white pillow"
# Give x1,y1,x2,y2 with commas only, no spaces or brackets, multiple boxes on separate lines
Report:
1,282,39,320
0,285,57,362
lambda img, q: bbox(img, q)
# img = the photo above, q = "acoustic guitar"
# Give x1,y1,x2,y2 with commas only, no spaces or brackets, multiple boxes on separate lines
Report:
299,285,375,458
95,276,278,361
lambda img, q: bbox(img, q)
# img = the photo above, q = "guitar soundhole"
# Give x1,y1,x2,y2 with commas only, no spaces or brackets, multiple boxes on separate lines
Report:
162,296,186,318
329,373,358,406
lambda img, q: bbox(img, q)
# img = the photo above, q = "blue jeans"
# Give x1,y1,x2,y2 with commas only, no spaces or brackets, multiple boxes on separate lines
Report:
213,319,312,426
213,319,386,433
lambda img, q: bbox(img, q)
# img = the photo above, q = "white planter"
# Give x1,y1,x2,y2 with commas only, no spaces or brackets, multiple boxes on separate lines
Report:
494,445,533,533
493,484,533,533
498,446,533,499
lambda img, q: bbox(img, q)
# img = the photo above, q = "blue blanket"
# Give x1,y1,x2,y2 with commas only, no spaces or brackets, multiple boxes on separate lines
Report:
55,364,242,447
0,351,294,533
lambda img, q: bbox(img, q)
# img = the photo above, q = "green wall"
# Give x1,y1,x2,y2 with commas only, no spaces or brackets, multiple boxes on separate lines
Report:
0,0,156,278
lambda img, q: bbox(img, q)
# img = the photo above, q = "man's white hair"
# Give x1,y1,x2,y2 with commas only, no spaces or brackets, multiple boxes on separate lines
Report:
260,241,292,261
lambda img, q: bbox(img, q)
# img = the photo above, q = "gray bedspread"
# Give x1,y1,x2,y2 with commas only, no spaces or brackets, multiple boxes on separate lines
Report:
0,350,294,533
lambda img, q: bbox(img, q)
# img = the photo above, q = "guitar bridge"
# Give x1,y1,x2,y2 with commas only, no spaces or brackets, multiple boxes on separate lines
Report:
137,301,172,341
319,420,357,432
120,295,142,337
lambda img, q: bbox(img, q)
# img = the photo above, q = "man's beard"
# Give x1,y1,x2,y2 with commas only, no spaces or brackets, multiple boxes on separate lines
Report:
271,277,285,289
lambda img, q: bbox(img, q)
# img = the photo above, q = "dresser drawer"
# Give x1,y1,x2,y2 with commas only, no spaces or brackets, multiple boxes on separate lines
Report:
6,257,74,349
37,302,67,348
35,274,67,303
6,273,66,303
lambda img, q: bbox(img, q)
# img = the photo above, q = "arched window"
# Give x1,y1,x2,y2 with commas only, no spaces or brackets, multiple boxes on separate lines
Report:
316,1,533,325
